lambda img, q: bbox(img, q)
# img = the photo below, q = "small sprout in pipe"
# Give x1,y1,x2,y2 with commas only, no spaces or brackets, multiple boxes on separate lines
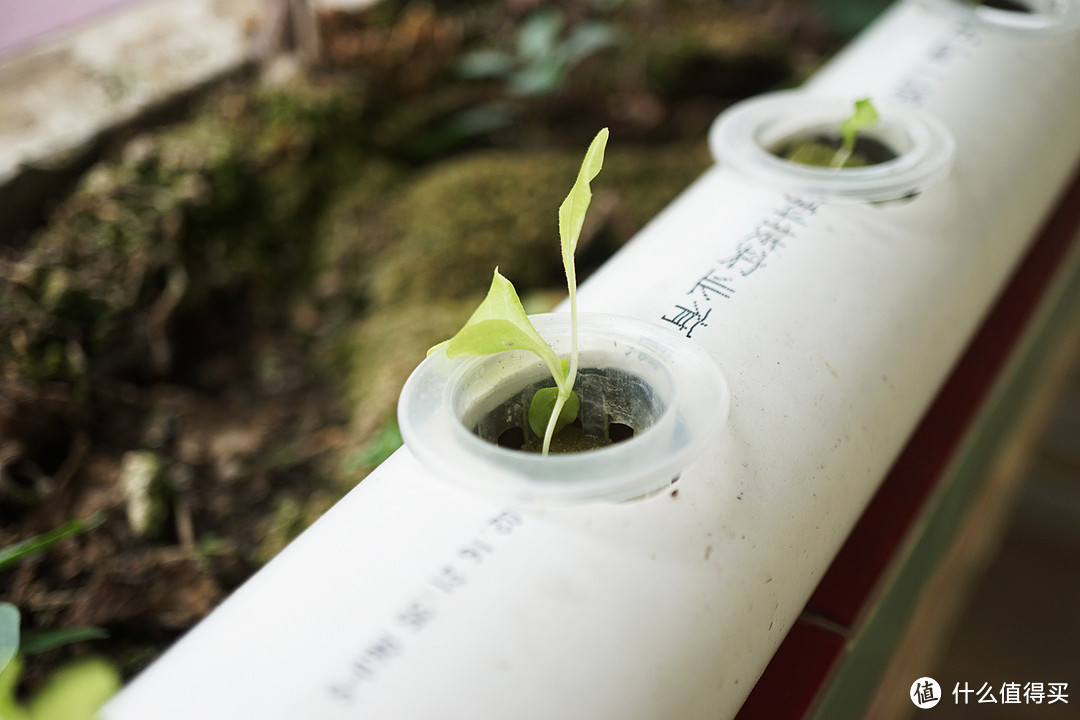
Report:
782,98,888,169
833,98,880,168
428,128,609,455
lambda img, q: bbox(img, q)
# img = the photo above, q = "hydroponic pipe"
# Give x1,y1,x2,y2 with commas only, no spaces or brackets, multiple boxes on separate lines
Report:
103,1,1080,718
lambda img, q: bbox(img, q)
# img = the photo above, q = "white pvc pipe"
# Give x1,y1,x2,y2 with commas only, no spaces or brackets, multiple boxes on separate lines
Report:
102,2,1080,718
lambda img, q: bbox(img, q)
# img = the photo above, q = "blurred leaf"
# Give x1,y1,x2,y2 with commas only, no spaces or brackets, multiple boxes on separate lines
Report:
25,658,120,720
412,104,516,158
840,98,879,149
19,627,109,657
517,8,562,62
455,50,514,80
0,515,105,572
0,604,19,676
509,60,564,96
0,656,28,720
562,23,617,65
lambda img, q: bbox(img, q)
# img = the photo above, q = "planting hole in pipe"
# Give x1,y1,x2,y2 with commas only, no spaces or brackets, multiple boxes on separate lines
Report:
709,91,956,203
468,366,660,453
919,0,1080,36
398,313,729,505
779,135,897,169
780,98,894,169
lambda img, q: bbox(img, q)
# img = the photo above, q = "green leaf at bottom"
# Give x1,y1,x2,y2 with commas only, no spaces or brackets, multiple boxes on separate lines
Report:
529,387,580,438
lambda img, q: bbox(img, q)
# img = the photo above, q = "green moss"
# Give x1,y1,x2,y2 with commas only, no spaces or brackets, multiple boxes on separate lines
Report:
341,300,479,443
369,143,709,305
3,78,378,388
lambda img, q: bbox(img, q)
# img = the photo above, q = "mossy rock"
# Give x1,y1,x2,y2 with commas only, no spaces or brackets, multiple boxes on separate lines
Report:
311,159,409,313
3,78,375,387
340,299,480,443
368,142,710,305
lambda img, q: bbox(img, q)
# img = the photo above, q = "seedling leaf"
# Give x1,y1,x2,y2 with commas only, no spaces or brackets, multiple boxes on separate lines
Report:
841,98,880,147
431,269,565,388
833,98,879,169
528,387,580,438
559,128,609,262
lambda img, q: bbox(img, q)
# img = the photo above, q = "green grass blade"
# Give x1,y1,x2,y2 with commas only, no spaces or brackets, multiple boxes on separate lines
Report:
0,515,105,572
19,627,109,657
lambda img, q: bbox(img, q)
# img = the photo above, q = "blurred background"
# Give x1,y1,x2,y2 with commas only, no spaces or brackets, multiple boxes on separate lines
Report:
0,0,1075,716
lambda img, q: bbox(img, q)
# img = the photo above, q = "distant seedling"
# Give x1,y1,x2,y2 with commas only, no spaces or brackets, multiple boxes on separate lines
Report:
781,98,891,169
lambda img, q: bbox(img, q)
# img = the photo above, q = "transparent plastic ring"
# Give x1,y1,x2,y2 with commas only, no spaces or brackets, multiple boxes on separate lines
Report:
709,91,956,203
398,313,730,506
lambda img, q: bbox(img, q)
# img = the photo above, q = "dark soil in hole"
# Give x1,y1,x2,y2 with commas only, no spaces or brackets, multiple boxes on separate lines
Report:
520,421,615,454
472,368,658,455
777,134,898,168
497,417,634,453
609,422,635,444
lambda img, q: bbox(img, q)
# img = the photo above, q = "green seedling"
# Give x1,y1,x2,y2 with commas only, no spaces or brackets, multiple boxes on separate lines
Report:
782,97,881,169
832,97,880,169
429,128,609,455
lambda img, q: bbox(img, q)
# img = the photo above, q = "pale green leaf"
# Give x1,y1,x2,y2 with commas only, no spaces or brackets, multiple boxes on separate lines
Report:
558,128,608,264
0,604,19,676
430,269,564,387
833,98,879,168
840,98,880,148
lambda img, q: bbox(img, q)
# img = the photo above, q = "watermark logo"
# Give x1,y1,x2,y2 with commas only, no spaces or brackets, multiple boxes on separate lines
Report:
911,677,942,709
909,679,1069,709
